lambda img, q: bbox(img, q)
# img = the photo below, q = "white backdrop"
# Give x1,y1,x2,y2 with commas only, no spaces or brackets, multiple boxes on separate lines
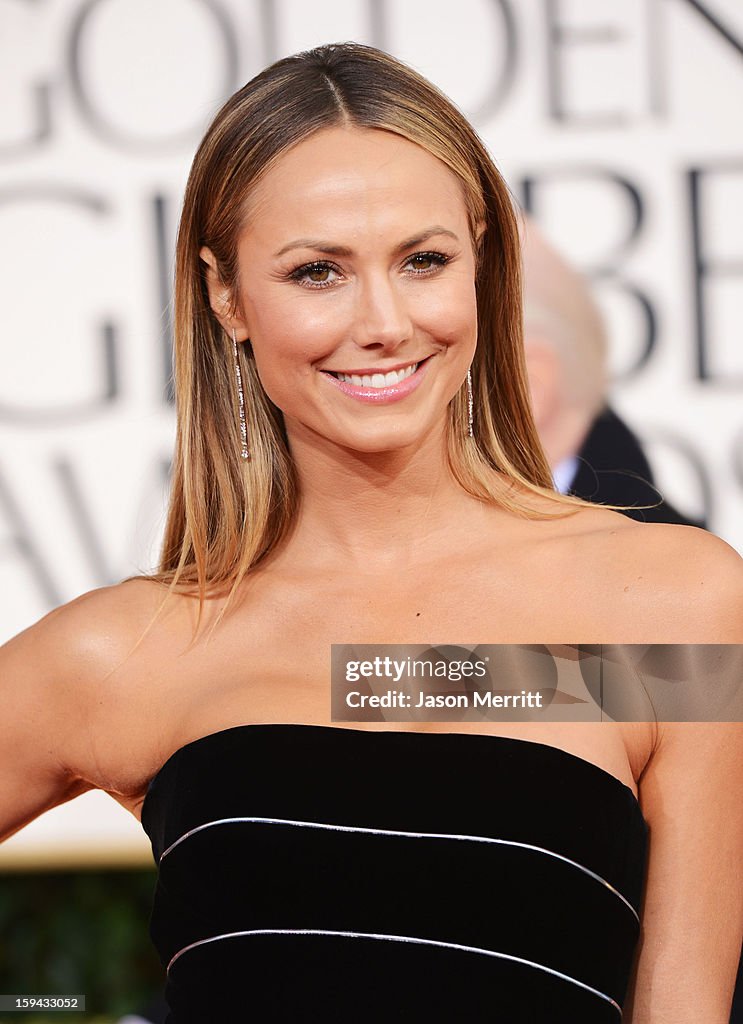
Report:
1,0,742,867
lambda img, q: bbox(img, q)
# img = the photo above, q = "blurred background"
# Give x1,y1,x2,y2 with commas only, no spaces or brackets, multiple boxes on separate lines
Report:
1,0,742,1020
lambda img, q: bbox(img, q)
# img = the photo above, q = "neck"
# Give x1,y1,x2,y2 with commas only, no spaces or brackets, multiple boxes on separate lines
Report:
277,419,491,574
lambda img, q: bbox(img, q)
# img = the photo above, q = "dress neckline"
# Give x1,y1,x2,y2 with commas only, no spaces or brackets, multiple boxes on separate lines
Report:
140,723,644,827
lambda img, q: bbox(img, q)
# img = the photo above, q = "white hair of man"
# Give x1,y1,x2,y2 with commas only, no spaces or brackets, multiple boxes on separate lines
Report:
518,216,609,468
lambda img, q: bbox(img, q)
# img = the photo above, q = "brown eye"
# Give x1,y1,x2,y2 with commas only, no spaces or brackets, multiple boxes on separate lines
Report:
406,251,449,274
289,261,340,289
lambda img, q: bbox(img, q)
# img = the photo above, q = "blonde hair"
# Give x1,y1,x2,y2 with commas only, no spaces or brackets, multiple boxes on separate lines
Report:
123,41,646,645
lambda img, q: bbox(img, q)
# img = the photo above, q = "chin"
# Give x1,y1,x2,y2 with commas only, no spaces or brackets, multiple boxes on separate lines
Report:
285,408,445,455
336,422,439,456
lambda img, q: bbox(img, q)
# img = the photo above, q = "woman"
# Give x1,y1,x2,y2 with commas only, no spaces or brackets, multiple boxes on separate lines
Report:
2,41,742,1023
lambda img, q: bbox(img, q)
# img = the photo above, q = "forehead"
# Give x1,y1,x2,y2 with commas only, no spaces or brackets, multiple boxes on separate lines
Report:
240,126,469,244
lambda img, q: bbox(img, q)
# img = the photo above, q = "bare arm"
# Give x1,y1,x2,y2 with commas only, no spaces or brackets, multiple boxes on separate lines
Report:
626,722,743,1023
0,597,98,843
0,581,165,843
617,526,743,1020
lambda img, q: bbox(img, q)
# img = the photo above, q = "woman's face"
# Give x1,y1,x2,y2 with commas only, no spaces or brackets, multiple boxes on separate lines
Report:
203,125,483,455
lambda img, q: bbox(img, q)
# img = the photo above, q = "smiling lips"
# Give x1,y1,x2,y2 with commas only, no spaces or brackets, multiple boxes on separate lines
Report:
328,362,419,388
320,356,432,404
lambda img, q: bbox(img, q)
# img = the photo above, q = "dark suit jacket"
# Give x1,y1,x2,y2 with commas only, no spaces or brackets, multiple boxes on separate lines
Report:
567,406,706,530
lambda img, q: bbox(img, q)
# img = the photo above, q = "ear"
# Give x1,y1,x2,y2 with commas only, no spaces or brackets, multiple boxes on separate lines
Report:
199,246,250,341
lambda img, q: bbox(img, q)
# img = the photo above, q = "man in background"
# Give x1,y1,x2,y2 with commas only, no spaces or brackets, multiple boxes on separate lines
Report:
520,218,704,529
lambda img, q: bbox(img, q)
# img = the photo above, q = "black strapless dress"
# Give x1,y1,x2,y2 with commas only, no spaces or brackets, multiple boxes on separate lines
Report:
140,724,648,1023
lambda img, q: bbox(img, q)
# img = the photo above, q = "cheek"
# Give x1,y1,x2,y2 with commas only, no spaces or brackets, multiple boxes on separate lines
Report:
415,278,478,342
249,295,335,372
247,302,338,414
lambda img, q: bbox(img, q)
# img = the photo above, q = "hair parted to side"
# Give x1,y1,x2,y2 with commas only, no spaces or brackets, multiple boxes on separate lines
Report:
122,41,655,644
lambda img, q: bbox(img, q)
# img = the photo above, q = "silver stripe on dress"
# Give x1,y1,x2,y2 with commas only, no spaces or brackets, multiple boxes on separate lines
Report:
159,815,639,922
166,927,622,1018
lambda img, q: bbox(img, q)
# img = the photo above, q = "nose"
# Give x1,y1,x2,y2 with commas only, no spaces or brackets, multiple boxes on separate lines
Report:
351,270,414,351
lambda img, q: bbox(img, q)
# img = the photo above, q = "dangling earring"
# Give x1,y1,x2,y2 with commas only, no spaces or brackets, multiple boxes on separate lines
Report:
232,327,250,460
466,367,474,438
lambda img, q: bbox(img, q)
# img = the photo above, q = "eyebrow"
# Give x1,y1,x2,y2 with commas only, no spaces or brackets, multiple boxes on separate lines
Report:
273,225,460,259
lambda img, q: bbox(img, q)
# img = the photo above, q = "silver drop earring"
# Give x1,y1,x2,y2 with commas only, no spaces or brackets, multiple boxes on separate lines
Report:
232,327,250,460
466,367,474,437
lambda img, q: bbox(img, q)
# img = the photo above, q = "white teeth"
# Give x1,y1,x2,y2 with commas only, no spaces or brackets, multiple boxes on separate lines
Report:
336,362,418,387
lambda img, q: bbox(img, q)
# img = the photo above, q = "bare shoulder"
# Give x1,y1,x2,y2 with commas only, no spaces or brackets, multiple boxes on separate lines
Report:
612,520,742,595
507,488,743,640
16,576,178,679
0,576,174,841
492,483,742,639
2,576,181,763
593,515,743,641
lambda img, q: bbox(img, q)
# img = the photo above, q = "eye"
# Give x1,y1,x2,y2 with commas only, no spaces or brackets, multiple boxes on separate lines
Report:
404,251,451,274
287,250,451,290
288,261,340,289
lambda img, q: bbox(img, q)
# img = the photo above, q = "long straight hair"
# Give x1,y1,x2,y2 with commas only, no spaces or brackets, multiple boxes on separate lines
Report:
124,42,639,644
